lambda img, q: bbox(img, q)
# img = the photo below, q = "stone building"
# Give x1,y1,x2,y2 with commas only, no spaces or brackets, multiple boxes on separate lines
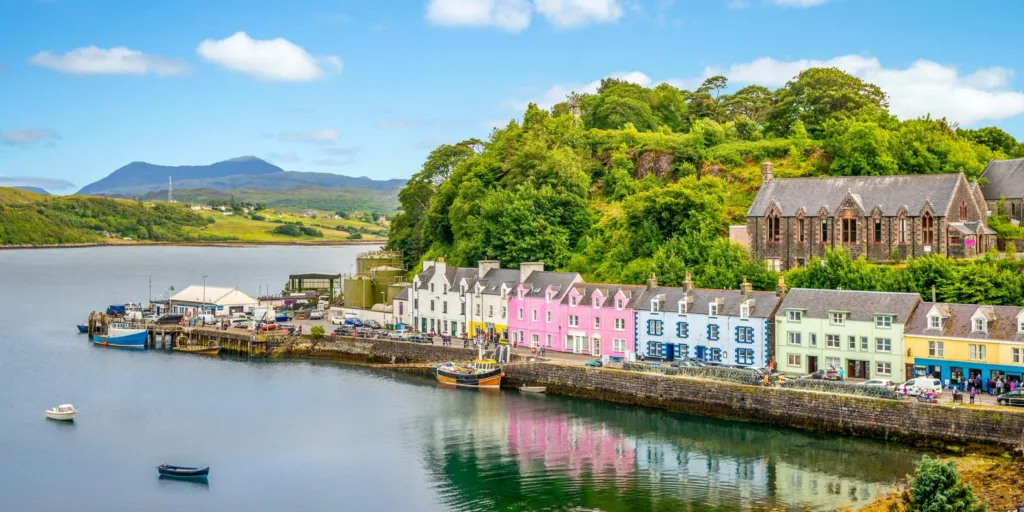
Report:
979,158,1024,224
747,162,995,271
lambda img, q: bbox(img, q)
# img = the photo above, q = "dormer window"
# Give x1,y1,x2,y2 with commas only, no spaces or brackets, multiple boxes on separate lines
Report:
460,284,466,294
517,289,523,300
973,318,986,333
678,301,687,315
787,310,802,322
875,315,892,328
830,312,845,326
928,315,941,329
570,296,577,307
740,302,750,319
1019,318,1024,333
615,299,623,310
651,300,660,312
709,303,719,317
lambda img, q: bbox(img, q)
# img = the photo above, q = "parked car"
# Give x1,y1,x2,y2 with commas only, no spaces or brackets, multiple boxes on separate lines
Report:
143,314,160,323
230,318,254,330
156,314,184,325
860,379,894,388
804,369,842,381
585,359,603,368
331,316,346,325
333,326,355,336
997,390,1024,407
344,317,363,327
898,377,943,396
364,319,381,329
309,310,324,320
277,323,297,335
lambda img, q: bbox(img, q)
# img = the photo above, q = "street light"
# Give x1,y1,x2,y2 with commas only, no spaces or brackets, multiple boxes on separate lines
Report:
202,274,208,317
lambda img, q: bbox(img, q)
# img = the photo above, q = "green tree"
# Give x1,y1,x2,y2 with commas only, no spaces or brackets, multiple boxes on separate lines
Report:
723,85,775,123
824,119,899,176
767,67,889,137
957,126,1017,154
895,456,985,512
310,325,325,340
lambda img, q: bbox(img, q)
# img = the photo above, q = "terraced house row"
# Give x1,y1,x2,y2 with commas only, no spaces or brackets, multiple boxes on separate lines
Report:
394,258,1024,386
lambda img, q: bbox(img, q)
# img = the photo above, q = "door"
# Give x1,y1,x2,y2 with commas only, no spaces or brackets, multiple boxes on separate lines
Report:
421,318,427,332
664,343,675,361
808,356,818,374
695,346,706,361
592,336,601,356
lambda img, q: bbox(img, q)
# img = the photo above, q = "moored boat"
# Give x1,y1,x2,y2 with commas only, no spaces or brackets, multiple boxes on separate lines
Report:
172,336,221,356
435,357,503,388
45,404,77,421
157,464,209,479
77,324,89,334
519,386,547,394
91,322,147,349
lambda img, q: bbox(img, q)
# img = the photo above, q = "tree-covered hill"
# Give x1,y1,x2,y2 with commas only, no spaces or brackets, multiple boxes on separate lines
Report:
387,67,1024,305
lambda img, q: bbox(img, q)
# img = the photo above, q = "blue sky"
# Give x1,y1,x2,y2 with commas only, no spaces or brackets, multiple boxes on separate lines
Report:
2,0,1024,192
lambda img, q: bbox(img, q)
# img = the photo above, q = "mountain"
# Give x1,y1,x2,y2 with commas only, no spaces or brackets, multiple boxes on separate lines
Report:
13,186,50,195
78,156,283,195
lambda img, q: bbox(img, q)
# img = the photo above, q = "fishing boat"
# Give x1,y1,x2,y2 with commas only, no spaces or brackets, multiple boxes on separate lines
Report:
45,404,77,421
519,386,547,394
91,322,147,349
171,336,221,356
435,347,503,388
77,324,89,334
157,464,209,479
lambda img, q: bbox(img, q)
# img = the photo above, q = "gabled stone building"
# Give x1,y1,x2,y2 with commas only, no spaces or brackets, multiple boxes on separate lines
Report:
979,158,1024,224
747,162,995,271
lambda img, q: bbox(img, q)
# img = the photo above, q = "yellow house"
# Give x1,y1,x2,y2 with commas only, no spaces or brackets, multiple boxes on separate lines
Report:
904,302,1024,390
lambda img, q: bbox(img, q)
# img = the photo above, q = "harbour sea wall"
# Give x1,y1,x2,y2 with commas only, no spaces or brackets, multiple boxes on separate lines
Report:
280,337,1024,450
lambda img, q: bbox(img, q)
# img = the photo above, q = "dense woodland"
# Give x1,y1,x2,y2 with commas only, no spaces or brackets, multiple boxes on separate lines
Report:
387,67,1024,306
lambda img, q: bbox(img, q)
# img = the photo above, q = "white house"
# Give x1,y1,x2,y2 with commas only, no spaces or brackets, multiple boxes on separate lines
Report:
410,258,477,336
157,285,258,317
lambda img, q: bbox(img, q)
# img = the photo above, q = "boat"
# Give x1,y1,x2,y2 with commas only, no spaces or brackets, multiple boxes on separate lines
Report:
275,314,291,323
435,347,503,388
45,404,77,421
519,386,547,394
157,464,209,479
172,336,221,356
77,324,89,334
91,322,147,349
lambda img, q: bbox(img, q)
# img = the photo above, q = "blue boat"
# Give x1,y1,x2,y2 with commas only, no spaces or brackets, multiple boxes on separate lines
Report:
275,314,291,322
158,464,209,479
91,323,147,349
77,324,89,334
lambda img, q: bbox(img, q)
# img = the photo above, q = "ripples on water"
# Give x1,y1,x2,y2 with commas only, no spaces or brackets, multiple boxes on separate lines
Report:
0,247,923,511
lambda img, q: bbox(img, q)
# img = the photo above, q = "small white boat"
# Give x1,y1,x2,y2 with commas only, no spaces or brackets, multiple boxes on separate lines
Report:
519,386,547,394
45,404,77,421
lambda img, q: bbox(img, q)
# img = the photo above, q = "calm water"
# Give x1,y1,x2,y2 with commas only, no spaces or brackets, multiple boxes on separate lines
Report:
0,246,924,511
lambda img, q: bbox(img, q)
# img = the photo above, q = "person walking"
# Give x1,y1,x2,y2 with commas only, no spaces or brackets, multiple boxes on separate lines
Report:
996,378,1004,396
969,386,977,405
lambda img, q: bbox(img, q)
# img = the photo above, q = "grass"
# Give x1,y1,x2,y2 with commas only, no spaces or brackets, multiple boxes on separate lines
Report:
188,209,385,243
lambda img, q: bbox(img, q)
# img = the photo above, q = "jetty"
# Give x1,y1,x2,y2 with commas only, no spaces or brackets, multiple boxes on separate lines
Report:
86,313,277,356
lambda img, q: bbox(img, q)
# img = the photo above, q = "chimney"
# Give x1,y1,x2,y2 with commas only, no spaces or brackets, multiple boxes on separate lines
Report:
422,259,435,270
761,161,774,183
434,257,447,276
519,262,544,283
683,271,694,292
931,285,937,303
740,277,752,296
776,275,788,297
647,272,658,291
478,260,500,279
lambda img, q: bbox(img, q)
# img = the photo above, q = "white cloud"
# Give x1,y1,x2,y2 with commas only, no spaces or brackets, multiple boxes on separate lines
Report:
278,128,339,143
425,0,622,31
0,176,75,190
769,0,830,7
426,0,532,31
1,127,61,147
197,32,342,82
723,55,1024,125
534,0,623,28
29,46,190,76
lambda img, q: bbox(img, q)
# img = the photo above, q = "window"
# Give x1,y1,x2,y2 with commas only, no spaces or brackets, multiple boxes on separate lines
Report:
651,300,660,312
830,312,845,325
594,317,600,329
899,217,907,244
488,306,494,317
929,341,944,357
788,354,802,367
517,290,523,300
959,201,968,221
546,311,552,323
848,336,857,350
430,300,435,312
709,348,723,362
648,320,663,336
676,322,689,338
443,302,448,314
501,306,507,319
475,304,481,316
531,334,539,346
461,302,467,315
546,334,552,347
873,218,882,243
767,212,780,242
928,315,940,329
798,218,805,242
826,357,841,369
737,327,754,344
841,218,857,243
969,344,987,361
766,258,781,272
788,332,802,345
430,283,435,293
1013,348,1022,364
648,341,664,358
570,296,577,307
568,315,578,327
414,299,418,310
797,258,806,268
875,338,891,352
616,299,623,309
677,344,690,358
826,334,840,348
740,303,750,319
532,310,537,322
736,348,755,365
922,211,934,246
443,320,448,332
787,310,802,322
517,308,523,320
615,318,625,331
707,325,720,341
443,285,448,294
613,338,626,353
973,318,986,332
861,336,868,350
810,333,818,347
709,303,719,316
876,362,892,376
678,301,687,314
875,315,892,328
820,218,829,242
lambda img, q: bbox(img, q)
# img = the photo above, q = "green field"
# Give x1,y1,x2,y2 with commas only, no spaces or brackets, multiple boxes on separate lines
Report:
188,209,386,242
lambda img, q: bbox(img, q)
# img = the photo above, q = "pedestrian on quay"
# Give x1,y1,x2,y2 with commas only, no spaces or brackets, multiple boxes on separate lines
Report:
969,386,977,405
988,378,994,395
997,378,1004,395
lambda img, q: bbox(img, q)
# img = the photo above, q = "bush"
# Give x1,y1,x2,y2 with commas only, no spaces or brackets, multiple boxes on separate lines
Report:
251,214,266,221
310,325,325,340
894,456,985,512
780,378,901,399
272,224,303,237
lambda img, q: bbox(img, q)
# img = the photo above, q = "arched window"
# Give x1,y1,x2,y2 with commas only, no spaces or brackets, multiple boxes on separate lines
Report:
959,201,968,221
767,212,780,242
820,215,829,243
922,211,934,246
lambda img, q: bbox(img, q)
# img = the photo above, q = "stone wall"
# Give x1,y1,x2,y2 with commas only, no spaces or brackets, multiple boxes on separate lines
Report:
503,362,1024,449
280,336,479,364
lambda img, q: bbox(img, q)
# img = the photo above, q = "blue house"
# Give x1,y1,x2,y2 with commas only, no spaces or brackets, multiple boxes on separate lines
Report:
634,274,782,368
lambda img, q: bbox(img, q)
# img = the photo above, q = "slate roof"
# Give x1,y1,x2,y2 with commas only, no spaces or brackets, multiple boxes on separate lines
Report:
394,286,410,301
748,173,964,217
413,265,476,290
777,288,921,322
561,284,647,308
518,271,581,300
414,266,435,290
906,302,1024,342
634,287,781,318
980,159,1024,200
468,268,522,295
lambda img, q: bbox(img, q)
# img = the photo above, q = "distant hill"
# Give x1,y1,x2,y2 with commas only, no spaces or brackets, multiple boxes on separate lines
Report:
13,186,50,195
78,156,282,195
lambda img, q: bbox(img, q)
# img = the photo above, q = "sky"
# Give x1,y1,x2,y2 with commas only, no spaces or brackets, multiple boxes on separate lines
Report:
2,0,1024,193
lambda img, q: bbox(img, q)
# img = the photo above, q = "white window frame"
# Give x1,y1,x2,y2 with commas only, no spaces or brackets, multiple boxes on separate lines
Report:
709,303,719,316
531,334,539,346
875,315,892,328
568,315,579,327
740,303,750,319
532,310,537,322
546,310,552,323
826,357,841,369
545,334,552,347
787,310,802,322
825,334,840,349
651,300,660,312
787,332,801,345
1013,347,1022,364
928,341,944,358
570,296,577,307
875,338,891,353
615,299,623,310
876,362,892,376
973,318,986,333
830,312,845,326
594,317,600,329
787,354,801,367
517,308,523,321
614,318,625,331
613,338,626,353
928,315,940,329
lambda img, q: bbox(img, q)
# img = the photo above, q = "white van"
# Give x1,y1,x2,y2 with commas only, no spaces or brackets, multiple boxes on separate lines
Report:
900,377,943,396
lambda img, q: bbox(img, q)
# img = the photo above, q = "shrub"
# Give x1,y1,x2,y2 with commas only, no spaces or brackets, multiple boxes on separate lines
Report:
780,378,900,399
272,224,303,237
893,456,985,512
251,214,266,221
310,325,325,340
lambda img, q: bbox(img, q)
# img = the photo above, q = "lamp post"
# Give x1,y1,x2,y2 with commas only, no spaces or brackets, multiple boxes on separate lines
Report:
202,274,208,317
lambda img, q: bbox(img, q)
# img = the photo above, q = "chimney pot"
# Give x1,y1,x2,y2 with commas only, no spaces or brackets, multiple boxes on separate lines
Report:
683,271,694,292
776,275,787,297
761,161,774,183
740,277,752,296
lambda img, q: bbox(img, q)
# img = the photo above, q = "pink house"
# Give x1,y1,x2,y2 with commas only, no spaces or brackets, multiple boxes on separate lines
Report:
508,263,582,353
559,284,643,360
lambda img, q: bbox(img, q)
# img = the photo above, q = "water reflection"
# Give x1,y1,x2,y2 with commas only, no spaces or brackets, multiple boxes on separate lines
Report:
420,390,919,511
157,475,210,489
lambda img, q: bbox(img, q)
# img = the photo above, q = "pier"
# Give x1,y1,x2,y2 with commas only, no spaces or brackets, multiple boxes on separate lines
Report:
87,312,277,356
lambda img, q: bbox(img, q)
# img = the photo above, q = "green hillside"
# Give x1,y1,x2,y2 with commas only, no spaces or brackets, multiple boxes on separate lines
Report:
137,186,399,214
387,67,1024,306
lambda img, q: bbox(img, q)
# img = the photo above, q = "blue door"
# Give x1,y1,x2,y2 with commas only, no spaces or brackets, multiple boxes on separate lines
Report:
695,345,706,361
664,343,675,361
